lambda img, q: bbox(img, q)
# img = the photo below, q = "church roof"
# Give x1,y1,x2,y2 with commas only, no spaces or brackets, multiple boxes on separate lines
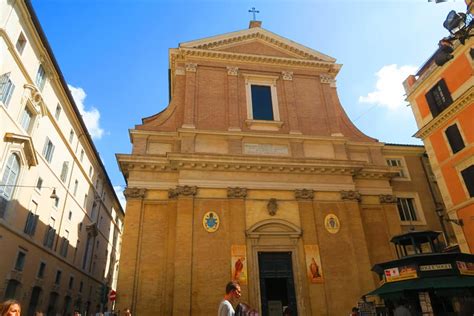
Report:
179,23,336,63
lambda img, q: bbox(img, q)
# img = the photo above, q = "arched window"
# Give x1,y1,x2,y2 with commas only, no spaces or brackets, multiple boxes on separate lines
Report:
0,154,21,217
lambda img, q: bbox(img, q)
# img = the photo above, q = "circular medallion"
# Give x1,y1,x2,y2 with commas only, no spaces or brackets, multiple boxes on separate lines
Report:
324,214,340,234
203,211,220,232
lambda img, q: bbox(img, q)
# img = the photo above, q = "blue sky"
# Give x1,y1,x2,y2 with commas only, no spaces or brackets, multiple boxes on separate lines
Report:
31,0,467,206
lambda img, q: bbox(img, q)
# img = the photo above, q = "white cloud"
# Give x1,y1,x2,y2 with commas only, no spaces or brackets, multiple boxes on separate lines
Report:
113,185,126,210
359,64,417,111
68,84,104,139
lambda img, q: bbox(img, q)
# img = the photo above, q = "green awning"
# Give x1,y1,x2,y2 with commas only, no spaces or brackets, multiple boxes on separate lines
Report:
367,276,474,296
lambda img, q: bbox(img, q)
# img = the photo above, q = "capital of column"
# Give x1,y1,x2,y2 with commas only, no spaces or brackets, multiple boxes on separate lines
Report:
123,187,147,199
282,71,293,81
185,63,197,72
227,66,239,76
320,74,336,87
175,67,185,76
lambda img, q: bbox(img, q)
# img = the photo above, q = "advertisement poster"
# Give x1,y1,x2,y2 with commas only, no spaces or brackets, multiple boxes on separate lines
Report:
231,245,247,285
304,245,324,283
457,261,474,276
384,265,417,282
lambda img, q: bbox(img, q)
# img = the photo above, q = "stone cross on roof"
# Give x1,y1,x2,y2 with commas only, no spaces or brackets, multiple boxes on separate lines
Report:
248,7,260,21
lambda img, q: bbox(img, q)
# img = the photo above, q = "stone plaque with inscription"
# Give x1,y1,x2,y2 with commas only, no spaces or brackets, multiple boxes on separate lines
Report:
243,143,289,156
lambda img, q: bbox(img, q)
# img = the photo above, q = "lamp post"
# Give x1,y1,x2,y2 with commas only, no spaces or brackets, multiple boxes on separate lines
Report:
435,5,474,66
436,204,464,247
0,184,58,199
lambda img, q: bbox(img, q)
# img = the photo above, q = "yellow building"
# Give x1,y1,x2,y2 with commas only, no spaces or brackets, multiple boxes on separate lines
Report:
117,21,446,315
0,1,124,315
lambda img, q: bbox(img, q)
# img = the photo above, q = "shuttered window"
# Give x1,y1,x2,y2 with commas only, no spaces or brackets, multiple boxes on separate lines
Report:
461,165,474,198
0,154,20,217
0,72,15,106
24,211,39,236
445,124,465,154
35,65,46,90
60,161,69,182
42,138,55,163
425,79,453,117
43,225,56,249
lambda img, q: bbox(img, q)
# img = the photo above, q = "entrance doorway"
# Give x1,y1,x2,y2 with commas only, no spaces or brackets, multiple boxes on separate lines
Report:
27,286,42,316
258,252,297,316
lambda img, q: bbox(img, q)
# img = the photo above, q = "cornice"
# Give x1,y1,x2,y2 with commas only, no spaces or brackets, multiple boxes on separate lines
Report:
415,86,474,139
171,48,341,74
117,153,396,180
130,127,353,143
382,144,425,155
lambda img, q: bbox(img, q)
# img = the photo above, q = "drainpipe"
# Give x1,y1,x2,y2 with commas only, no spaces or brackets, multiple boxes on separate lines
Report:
419,154,450,246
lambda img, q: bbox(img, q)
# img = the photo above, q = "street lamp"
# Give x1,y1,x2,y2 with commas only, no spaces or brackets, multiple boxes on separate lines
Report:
435,206,464,227
0,184,58,199
434,5,474,66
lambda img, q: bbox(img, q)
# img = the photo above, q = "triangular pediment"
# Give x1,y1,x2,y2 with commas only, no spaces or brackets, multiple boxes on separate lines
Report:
180,26,335,62
213,39,302,59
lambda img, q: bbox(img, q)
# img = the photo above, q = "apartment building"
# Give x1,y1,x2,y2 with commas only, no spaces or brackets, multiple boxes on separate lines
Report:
0,1,124,315
404,34,473,253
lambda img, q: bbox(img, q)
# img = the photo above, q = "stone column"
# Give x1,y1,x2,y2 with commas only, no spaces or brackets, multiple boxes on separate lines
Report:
182,63,197,128
227,67,241,131
170,186,197,315
282,71,301,134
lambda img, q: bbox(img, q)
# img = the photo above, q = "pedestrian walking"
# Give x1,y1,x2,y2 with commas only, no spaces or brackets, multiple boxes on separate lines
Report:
218,281,241,316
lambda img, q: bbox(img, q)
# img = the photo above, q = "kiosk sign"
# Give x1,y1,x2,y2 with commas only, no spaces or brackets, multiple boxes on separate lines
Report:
384,265,417,282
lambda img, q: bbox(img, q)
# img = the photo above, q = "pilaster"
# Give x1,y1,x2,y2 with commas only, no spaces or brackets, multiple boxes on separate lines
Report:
282,71,301,134
182,63,197,128
171,186,197,315
227,67,241,131
117,188,147,314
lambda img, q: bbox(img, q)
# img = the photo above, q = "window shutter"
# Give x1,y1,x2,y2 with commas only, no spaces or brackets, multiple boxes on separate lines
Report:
0,73,10,101
438,79,453,106
461,165,474,197
60,162,69,182
445,124,465,154
4,82,14,106
24,212,33,234
42,138,49,157
49,144,55,162
425,90,440,117
32,214,39,235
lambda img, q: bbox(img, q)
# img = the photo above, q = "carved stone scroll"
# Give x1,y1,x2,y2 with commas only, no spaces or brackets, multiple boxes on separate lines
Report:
168,185,198,199
379,194,397,204
340,190,361,202
267,198,278,216
227,187,247,199
295,189,314,200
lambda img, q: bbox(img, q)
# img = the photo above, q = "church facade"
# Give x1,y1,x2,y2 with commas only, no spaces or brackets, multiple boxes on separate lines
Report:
116,21,446,315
